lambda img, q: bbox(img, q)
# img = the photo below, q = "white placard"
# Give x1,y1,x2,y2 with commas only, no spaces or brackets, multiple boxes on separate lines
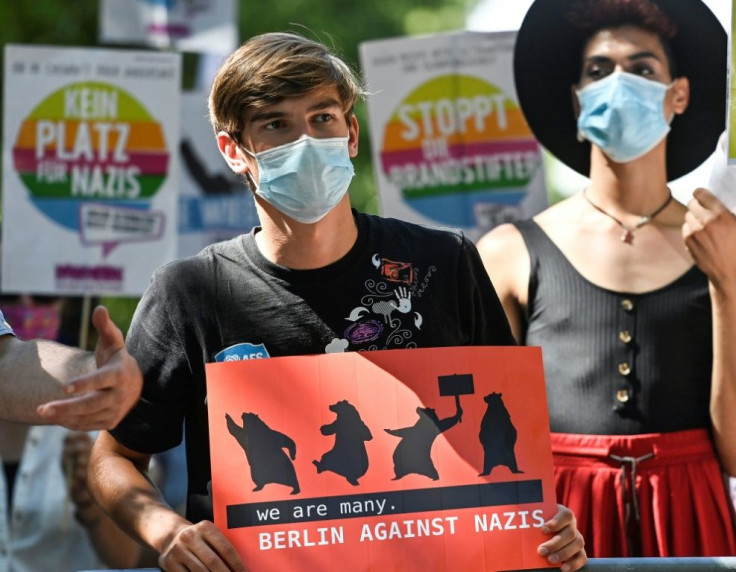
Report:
2,44,182,295
359,31,547,240
100,0,238,54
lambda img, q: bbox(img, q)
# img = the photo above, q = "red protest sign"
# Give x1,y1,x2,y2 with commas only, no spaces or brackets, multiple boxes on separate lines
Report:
206,346,556,571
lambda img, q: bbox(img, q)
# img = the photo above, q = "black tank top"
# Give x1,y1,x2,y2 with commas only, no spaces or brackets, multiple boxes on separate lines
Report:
514,219,713,435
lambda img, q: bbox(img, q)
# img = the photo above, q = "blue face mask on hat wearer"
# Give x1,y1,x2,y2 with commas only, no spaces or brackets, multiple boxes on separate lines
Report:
243,134,355,224
575,71,675,163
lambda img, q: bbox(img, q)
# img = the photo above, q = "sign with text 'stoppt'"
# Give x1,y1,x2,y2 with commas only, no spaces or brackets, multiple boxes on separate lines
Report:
2,45,181,295
206,346,556,571
359,31,548,242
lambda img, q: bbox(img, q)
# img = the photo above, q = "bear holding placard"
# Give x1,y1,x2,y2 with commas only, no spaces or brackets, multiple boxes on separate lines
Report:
386,405,462,481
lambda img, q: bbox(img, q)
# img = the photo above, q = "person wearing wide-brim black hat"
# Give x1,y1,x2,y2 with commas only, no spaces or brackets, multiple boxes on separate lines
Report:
477,0,736,558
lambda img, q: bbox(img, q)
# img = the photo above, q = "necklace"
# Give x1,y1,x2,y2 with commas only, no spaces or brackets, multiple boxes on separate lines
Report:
582,189,673,244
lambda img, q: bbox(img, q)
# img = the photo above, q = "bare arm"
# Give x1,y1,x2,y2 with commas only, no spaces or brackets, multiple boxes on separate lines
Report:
89,431,246,572
0,306,142,430
476,223,530,343
683,188,736,475
63,432,141,568
0,334,92,423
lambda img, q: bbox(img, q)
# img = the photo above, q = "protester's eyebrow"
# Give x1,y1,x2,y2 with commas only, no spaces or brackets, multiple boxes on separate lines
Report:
307,98,343,111
248,110,285,124
247,98,343,124
584,50,662,65
627,50,663,63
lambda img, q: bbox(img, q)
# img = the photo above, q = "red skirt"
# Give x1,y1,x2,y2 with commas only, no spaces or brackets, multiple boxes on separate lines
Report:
552,429,736,557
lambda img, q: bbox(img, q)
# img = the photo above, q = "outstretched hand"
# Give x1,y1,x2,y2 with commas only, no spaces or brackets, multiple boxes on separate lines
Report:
37,306,142,430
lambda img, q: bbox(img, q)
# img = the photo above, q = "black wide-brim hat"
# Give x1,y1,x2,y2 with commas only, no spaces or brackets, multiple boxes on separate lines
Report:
513,0,726,181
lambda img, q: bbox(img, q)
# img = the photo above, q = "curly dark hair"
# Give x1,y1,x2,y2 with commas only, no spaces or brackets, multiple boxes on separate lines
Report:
566,0,679,77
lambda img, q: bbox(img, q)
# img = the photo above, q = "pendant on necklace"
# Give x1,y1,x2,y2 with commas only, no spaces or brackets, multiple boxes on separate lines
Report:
621,229,634,244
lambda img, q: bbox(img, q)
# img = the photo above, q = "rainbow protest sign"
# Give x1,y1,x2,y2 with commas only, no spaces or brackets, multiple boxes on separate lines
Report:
2,45,181,295
361,31,546,240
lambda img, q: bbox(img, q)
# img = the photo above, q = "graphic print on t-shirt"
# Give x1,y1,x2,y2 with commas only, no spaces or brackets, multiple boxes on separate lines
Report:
332,253,436,352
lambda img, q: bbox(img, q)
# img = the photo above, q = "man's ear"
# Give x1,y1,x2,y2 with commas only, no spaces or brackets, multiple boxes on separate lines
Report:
347,113,359,158
670,76,690,116
216,131,250,175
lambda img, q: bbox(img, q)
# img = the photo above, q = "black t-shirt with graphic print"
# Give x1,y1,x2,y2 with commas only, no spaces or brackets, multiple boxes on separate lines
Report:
110,210,515,522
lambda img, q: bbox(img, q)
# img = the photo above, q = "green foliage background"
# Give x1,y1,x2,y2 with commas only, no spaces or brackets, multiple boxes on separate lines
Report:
0,0,483,338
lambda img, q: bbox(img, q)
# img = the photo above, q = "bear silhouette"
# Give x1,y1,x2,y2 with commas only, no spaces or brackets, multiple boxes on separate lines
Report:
226,412,300,495
478,392,523,476
385,404,462,481
313,400,373,485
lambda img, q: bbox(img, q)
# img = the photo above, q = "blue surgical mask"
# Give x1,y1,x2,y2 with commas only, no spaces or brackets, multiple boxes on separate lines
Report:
575,71,674,163
243,135,355,224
